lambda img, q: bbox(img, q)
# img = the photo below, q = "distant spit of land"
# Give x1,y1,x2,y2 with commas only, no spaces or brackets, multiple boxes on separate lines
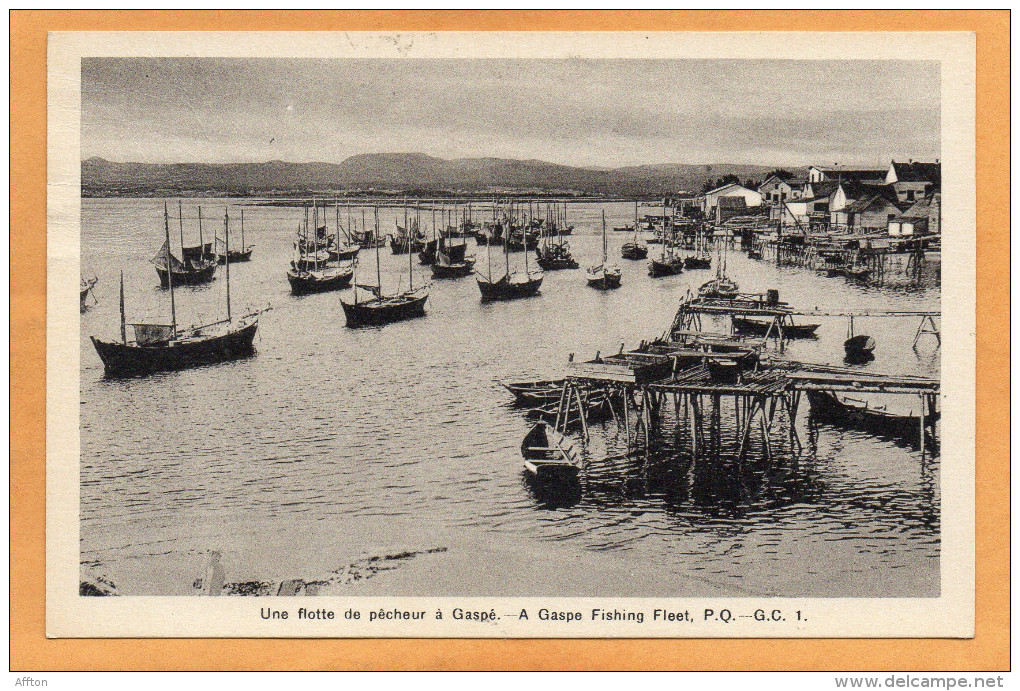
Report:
81,153,783,199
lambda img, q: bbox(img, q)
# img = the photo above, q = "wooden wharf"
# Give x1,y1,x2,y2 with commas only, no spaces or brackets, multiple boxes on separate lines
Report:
671,295,941,349
554,343,939,461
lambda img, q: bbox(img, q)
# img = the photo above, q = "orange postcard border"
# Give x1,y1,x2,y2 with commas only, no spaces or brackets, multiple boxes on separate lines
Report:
10,10,1009,671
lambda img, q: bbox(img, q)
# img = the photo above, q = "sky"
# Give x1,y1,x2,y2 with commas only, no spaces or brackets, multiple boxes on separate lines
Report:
81,58,940,168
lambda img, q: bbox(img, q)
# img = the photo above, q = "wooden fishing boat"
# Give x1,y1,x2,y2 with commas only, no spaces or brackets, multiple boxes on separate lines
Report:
613,224,634,232
732,317,820,339
805,390,939,445
649,255,685,277
343,206,429,327
698,277,739,298
587,265,622,290
93,205,259,377
536,243,579,269
525,392,614,428
844,334,876,356
502,379,566,405
329,245,360,262
845,267,872,281
520,422,580,480
620,201,648,260
215,208,254,263
342,285,429,326
431,255,476,279
477,271,543,301
706,358,742,384
621,242,648,260
683,254,712,269
153,243,217,287
587,211,622,290
287,263,355,295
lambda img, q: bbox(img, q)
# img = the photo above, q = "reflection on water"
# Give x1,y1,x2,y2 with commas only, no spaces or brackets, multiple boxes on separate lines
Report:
80,197,940,596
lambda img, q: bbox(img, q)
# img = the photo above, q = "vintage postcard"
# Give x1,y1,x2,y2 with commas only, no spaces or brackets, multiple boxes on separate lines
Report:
46,29,975,638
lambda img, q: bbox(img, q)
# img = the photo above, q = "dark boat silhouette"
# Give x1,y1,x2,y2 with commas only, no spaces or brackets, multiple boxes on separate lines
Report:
343,205,429,327
215,208,254,263
806,390,938,446
732,317,820,339
93,205,260,377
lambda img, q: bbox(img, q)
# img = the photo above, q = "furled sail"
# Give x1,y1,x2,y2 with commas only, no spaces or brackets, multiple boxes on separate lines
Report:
150,240,185,272
131,323,175,345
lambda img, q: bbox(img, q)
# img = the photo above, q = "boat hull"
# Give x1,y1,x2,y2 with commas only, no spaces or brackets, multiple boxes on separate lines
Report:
91,320,258,377
648,258,684,277
216,248,253,264
287,268,354,295
620,244,648,260
342,292,428,327
431,260,475,279
155,262,217,287
806,390,938,446
732,318,820,339
477,275,543,301
683,256,712,269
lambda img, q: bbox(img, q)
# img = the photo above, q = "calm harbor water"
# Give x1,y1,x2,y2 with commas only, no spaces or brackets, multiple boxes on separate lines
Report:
79,197,941,597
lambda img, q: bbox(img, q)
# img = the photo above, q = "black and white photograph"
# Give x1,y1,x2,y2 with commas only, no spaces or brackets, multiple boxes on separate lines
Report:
47,30,975,638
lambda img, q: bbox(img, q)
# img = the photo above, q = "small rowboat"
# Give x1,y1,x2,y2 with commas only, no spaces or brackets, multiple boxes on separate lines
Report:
521,422,580,480
732,317,820,339
806,390,938,446
502,379,565,406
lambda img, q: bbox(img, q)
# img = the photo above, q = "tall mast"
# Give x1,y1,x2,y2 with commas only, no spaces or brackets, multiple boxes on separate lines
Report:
224,208,231,322
197,206,204,259
602,210,608,264
119,270,126,344
177,200,185,261
374,205,382,294
164,203,177,338
408,203,414,292
240,208,245,251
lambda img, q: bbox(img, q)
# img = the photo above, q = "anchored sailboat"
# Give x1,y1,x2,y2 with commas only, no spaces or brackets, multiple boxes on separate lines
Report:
343,205,429,326
587,211,622,290
92,205,260,377
152,202,217,287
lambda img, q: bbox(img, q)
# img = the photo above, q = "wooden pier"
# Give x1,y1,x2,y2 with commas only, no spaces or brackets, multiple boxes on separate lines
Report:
670,294,941,350
553,342,940,462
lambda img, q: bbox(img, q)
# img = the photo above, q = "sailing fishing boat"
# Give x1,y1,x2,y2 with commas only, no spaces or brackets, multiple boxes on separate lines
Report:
92,205,260,376
648,212,684,277
587,211,622,290
536,201,579,270
476,203,543,301
698,241,740,298
683,223,713,270
431,205,476,279
343,206,429,326
287,204,355,295
389,203,426,255
326,200,361,262
621,201,648,260
215,207,254,263
152,202,217,287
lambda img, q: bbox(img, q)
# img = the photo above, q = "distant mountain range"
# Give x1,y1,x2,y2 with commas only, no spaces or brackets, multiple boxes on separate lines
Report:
81,153,782,197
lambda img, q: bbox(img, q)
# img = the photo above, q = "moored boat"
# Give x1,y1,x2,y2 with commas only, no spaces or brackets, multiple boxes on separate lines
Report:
732,317,820,339
93,205,260,377
806,390,939,446
287,263,355,295
587,211,622,290
521,422,580,480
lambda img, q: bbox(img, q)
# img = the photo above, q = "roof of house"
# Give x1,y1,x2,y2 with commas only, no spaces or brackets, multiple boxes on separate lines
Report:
896,194,938,220
704,182,756,196
812,166,888,183
843,191,906,215
718,196,748,209
891,161,941,184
